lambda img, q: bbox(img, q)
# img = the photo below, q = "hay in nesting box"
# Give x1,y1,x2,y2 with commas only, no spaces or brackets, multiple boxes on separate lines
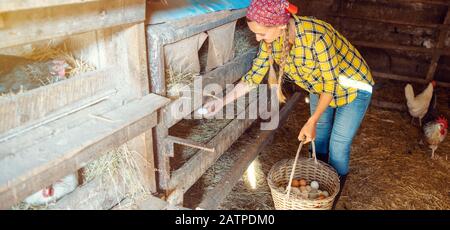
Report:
170,118,233,170
1,42,95,97
234,26,257,57
165,67,198,98
11,144,150,210
24,42,95,78
83,144,150,202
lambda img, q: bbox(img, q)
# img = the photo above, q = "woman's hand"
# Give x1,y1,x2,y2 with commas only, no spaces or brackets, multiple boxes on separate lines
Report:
298,118,317,143
202,99,224,118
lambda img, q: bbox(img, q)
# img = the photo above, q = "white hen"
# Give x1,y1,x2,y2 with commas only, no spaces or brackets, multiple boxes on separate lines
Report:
24,173,78,206
404,82,435,127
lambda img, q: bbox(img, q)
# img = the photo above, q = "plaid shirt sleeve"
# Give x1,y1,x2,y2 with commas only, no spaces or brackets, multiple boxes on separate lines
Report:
314,33,340,95
241,41,270,85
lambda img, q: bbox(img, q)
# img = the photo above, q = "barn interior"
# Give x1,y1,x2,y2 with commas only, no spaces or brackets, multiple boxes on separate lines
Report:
0,0,449,210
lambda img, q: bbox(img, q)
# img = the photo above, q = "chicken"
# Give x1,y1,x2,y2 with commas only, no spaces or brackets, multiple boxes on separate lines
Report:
404,81,435,126
423,115,448,159
24,173,78,206
421,90,448,159
0,55,68,94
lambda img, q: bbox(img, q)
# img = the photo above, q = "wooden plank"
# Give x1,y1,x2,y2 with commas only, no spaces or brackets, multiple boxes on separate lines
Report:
170,9,246,30
127,132,156,193
108,23,149,98
167,91,258,192
331,14,447,29
163,49,257,128
373,71,450,88
352,40,450,55
371,100,407,111
425,8,450,81
0,0,145,48
391,0,450,5
110,23,154,193
148,43,165,95
144,130,157,193
0,68,117,135
113,195,190,210
0,93,169,209
154,121,171,190
49,171,127,210
0,14,4,28
197,93,302,210
166,136,215,153
137,195,190,210
0,0,101,12
146,9,246,37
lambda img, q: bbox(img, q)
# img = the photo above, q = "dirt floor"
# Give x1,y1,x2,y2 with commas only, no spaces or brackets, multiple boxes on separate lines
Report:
182,78,450,210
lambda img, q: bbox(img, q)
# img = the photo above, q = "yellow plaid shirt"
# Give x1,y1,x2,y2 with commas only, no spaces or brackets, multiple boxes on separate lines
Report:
242,15,375,107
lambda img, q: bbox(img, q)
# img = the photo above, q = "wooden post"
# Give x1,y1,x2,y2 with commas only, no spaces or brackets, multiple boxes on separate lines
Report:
425,8,450,81
154,119,171,190
126,130,157,193
0,13,4,29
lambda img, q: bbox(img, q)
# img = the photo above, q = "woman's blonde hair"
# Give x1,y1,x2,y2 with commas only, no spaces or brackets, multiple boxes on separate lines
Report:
266,25,293,103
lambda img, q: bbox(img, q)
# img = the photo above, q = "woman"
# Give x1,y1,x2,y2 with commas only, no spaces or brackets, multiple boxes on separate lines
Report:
204,0,374,206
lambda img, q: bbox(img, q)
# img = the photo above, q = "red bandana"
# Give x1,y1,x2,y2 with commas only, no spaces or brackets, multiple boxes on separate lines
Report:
246,0,297,26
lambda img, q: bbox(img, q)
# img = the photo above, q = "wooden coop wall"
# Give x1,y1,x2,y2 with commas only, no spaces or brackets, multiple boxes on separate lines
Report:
292,0,450,88
0,0,170,210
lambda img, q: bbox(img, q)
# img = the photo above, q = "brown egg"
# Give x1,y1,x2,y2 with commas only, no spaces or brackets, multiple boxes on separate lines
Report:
291,179,300,187
318,195,326,200
291,187,301,195
299,186,307,193
300,191,309,199
299,179,307,187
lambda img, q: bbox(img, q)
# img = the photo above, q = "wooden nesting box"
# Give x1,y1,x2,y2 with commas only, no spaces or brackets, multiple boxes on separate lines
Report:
0,0,169,209
146,8,263,205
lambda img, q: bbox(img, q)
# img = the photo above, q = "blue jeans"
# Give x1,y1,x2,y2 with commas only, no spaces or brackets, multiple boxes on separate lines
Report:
309,90,372,176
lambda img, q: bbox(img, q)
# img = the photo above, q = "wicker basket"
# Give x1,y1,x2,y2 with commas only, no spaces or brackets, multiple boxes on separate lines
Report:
267,141,340,210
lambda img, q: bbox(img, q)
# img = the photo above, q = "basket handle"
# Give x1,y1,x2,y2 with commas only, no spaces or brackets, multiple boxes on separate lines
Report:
286,140,317,199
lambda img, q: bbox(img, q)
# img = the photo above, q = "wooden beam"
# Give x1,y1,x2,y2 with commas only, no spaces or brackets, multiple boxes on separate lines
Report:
113,195,190,210
154,120,171,190
352,40,450,55
0,94,169,209
167,92,258,193
371,100,407,111
331,14,447,29
0,0,102,12
197,93,302,210
136,195,190,210
390,0,450,6
372,71,450,88
127,131,157,193
166,136,215,153
0,0,145,48
0,13,4,28
0,68,117,138
426,8,450,81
